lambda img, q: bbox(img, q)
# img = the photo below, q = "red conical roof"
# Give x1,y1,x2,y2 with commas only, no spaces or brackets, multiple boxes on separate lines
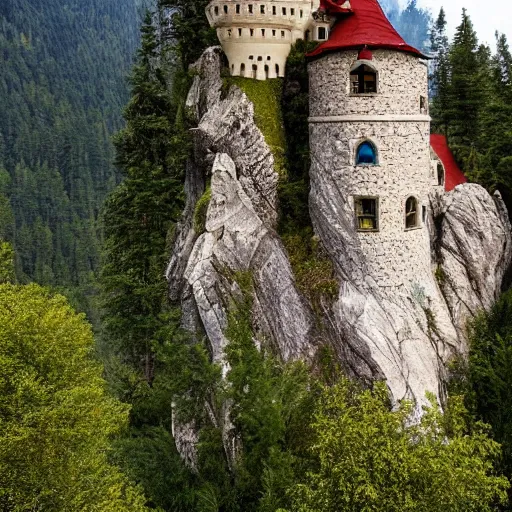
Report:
430,134,467,192
308,0,427,59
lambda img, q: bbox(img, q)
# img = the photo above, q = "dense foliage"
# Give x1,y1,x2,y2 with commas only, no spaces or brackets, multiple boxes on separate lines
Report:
0,282,149,511
290,381,508,512
0,0,142,318
431,9,512,209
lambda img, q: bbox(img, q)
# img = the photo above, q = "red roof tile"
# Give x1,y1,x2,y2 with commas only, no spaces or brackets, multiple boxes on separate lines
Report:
308,0,426,59
430,134,467,192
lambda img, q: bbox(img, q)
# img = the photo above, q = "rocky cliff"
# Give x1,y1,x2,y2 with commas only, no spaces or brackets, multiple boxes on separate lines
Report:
166,47,512,462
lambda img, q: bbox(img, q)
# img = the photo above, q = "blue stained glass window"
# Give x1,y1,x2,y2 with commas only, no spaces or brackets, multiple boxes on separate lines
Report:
356,141,377,165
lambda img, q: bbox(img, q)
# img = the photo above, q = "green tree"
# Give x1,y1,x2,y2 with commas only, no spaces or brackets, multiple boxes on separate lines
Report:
101,11,187,380
289,378,509,512
0,283,149,511
461,290,512,507
0,241,15,283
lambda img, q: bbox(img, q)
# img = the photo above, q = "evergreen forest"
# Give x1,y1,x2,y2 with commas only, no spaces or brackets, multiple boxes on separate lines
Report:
0,0,144,320
3,0,512,511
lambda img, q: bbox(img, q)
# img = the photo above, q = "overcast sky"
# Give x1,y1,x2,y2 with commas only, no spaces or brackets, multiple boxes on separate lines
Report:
410,0,509,49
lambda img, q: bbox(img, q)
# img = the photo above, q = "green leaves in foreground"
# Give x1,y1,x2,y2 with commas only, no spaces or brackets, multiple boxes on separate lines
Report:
289,379,509,512
0,283,149,511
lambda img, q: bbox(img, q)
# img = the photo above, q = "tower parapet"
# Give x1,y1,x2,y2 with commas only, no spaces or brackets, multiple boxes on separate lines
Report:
206,0,327,79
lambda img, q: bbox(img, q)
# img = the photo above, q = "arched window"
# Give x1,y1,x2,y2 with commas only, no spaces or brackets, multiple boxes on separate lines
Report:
350,64,377,94
356,141,377,165
405,197,419,229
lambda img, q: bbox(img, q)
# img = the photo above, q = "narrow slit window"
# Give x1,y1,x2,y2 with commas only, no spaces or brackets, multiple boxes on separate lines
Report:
350,64,377,94
248,4,253,14
420,95,427,113
356,141,377,165
272,5,277,14
282,7,287,15
250,28,254,36
355,197,379,231
405,197,419,229
261,29,265,37
437,162,444,187
224,5,228,14
422,205,427,223
300,9,303,17
291,8,295,15
252,64,257,79
240,63,245,77
264,65,269,79
236,4,241,14
227,29,232,38
238,28,242,36
260,5,265,14
281,30,285,38
214,5,219,15
275,64,280,76
272,29,276,37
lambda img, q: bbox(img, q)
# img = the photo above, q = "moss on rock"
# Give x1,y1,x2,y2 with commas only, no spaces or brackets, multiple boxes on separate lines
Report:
194,187,211,234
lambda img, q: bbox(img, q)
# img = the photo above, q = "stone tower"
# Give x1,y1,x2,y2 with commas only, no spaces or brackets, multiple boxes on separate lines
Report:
206,0,336,79
308,0,441,295
306,0,469,405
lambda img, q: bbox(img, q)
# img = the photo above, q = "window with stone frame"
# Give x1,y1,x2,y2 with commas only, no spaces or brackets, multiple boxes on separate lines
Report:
355,197,379,231
350,64,377,94
405,196,419,229
420,95,427,114
318,27,327,40
356,141,377,165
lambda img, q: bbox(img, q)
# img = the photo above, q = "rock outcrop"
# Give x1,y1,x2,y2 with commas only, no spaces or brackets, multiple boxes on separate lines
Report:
166,47,512,459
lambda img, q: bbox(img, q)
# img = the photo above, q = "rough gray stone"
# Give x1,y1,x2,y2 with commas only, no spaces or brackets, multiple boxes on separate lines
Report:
432,184,512,342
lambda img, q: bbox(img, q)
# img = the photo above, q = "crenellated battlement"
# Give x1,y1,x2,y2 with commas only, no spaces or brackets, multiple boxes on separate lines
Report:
206,0,328,79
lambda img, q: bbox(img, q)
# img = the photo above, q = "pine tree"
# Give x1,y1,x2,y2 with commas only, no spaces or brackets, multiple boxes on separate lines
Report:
101,11,187,382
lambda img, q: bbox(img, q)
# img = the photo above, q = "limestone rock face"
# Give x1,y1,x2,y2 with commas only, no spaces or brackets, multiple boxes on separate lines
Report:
432,184,512,342
166,47,512,458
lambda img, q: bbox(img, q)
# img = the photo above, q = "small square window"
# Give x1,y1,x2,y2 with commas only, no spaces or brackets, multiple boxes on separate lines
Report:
257,56,263,61
355,197,379,231
249,55,254,60
267,56,271,60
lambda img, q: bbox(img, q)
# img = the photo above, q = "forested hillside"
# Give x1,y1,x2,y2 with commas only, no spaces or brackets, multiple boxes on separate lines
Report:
0,0,142,317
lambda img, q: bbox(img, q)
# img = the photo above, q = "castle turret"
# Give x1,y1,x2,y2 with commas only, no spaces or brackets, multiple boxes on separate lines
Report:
206,0,325,79
307,0,440,292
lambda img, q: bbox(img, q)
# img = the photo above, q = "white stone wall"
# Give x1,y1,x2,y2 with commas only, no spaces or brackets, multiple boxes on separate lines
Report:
309,50,429,117
308,50,439,292
206,0,321,79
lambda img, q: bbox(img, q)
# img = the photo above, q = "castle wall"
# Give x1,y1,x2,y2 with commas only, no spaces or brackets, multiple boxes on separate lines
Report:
207,0,319,79
308,50,441,295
